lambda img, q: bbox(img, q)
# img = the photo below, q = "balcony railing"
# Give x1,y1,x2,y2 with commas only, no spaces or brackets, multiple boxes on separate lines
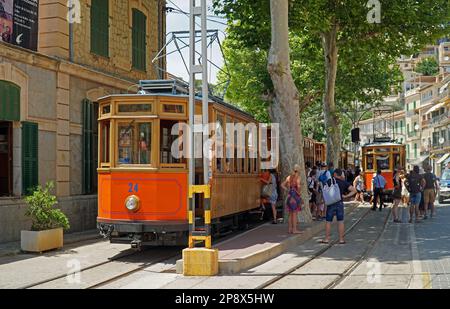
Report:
432,140,450,150
430,111,450,125
408,131,418,138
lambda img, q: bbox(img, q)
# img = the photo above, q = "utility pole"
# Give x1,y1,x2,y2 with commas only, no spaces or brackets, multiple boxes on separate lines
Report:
183,0,218,277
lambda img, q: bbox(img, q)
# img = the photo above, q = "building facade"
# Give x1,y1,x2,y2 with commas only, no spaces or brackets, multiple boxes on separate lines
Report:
0,0,166,243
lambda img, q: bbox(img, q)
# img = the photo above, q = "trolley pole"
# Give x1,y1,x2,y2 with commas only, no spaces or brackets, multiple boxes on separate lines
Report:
183,0,218,276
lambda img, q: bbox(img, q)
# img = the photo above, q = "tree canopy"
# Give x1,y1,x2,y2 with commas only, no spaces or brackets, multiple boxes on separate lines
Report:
214,0,449,151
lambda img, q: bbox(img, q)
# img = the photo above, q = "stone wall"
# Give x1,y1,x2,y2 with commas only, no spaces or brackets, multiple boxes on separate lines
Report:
72,0,161,81
0,195,97,243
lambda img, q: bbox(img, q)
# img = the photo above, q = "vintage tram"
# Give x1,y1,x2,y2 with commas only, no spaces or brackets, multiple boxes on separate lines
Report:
361,138,406,197
96,80,266,247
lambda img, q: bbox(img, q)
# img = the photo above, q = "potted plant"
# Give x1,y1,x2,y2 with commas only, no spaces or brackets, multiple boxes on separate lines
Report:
21,182,70,253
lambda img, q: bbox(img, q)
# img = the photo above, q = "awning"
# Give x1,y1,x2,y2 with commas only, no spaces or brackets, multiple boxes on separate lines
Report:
425,101,446,115
409,155,430,166
437,153,450,164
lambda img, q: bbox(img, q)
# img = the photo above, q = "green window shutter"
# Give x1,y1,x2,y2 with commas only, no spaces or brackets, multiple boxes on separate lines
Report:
82,99,94,194
22,122,38,195
0,80,20,121
132,9,147,71
90,0,109,57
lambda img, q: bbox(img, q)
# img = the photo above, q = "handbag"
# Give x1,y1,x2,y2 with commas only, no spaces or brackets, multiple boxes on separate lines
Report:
262,183,274,198
322,178,342,206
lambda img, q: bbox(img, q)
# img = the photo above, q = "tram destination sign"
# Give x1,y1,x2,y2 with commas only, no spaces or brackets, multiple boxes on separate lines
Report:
0,0,39,51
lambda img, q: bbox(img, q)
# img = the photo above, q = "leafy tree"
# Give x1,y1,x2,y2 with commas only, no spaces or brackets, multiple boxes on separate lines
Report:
415,57,439,76
215,0,450,166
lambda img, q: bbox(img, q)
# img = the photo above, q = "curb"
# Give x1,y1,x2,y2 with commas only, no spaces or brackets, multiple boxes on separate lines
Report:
0,230,101,258
177,202,361,275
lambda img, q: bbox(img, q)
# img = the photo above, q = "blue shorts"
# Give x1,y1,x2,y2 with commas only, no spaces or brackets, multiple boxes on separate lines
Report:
410,193,422,206
326,201,344,222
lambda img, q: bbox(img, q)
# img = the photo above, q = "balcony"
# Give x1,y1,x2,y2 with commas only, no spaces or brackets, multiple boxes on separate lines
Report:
406,110,418,117
408,131,418,138
432,140,450,150
430,110,450,125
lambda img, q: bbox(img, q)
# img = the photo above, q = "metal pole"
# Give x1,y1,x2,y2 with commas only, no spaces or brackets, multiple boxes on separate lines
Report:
201,0,209,185
188,0,196,248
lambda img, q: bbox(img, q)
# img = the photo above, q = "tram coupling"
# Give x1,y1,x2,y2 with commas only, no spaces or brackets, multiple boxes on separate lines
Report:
98,223,114,239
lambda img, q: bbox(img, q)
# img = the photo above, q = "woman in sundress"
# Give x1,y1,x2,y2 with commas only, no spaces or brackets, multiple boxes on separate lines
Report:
281,164,303,234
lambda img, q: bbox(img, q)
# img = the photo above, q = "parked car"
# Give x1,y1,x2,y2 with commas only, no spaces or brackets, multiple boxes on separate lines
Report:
439,169,450,204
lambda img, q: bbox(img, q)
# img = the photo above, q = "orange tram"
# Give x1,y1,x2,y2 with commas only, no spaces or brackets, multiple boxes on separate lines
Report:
96,80,267,247
361,138,406,198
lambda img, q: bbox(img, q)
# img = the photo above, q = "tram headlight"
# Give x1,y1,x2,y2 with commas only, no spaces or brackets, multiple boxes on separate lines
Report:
125,195,140,212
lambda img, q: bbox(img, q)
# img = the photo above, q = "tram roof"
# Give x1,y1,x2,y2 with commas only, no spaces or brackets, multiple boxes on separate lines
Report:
362,142,404,147
98,92,256,120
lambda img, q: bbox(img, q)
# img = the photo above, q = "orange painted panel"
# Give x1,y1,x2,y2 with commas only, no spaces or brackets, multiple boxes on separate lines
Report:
364,171,394,192
98,172,188,221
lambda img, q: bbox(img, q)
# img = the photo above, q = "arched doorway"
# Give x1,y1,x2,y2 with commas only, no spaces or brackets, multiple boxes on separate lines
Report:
0,80,20,196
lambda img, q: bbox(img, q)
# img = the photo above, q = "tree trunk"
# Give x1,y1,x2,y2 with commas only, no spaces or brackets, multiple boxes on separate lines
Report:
322,25,340,167
267,0,311,223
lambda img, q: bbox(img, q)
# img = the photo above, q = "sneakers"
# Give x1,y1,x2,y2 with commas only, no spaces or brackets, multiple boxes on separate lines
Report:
424,215,428,220
393,219,402,223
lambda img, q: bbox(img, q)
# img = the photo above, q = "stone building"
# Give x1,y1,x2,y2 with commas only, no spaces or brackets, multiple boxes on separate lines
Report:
0,0,166,242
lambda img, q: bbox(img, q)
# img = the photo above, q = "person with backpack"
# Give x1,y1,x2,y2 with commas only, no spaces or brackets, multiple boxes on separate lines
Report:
318,162,331,185
405,165,426,223
372,169,386,211
320,169,356,245
423,165,438,219
281,165,303,234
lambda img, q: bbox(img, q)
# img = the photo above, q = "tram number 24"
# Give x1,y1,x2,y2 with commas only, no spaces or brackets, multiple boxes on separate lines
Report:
128,183,139,193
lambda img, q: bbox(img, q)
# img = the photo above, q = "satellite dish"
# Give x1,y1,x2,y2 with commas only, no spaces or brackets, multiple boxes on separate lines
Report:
439,137,445,144
414,124,420,131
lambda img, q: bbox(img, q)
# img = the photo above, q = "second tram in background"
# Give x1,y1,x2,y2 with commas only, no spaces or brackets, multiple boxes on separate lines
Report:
361,137,406,198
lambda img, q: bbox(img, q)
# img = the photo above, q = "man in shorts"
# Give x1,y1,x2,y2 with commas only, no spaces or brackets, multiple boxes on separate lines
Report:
423,165,438,218
406,166,426,223
321,169,356,244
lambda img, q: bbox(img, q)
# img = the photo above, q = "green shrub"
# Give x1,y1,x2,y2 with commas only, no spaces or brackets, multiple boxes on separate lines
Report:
24,182,70,231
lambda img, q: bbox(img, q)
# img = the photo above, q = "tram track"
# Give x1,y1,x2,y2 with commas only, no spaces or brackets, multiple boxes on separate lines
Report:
257,205,391,289
18,217,268,289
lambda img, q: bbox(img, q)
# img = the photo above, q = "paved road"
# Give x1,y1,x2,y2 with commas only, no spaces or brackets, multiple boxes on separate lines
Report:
2,202,449,289
336,201,450,289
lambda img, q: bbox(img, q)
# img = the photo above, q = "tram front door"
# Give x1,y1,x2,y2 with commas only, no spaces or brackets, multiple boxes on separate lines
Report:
0,121,12,196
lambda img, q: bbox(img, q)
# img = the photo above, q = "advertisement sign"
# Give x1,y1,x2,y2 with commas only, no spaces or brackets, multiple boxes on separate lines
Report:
0,0,39,51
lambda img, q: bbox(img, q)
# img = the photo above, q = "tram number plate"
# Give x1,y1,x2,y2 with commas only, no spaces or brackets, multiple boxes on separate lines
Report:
128,183,139,193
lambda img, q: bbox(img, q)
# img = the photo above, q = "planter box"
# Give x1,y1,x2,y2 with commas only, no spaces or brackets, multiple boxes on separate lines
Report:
21,228,63,253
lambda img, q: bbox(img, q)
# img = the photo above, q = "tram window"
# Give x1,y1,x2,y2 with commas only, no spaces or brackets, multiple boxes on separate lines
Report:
160,120,186,164
393,153,401,169
100,121,110,164
102,105,111,115
225,117,234,174
118,103,152,113
163,104,184,114
376,155,390,170
118,122,152,165
366,155,374,170
216,114,225,172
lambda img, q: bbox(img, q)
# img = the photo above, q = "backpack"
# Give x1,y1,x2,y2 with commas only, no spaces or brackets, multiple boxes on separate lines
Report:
318,171,329,185
322,177,342,206
406,174,422,194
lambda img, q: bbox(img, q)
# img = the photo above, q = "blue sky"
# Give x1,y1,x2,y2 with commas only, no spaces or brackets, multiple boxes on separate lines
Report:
164,0,227,84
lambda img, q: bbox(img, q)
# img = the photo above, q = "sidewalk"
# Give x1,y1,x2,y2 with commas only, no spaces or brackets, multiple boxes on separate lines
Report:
0,229,101,258
177,201,361,274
